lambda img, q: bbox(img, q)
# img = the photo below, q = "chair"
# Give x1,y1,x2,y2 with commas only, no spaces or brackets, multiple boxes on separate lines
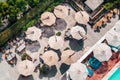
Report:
89,56,102,70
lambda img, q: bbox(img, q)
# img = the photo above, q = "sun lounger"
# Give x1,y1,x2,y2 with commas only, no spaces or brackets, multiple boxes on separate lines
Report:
87,66,94,77
109,45,119,53
6,53,16,61
89,56,102,70
85,62,94,77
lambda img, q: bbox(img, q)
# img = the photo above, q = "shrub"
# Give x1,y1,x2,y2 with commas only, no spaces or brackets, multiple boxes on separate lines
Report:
22,20,36,31
56,32,61,36
21,53,27,60
39,64,49,74
64,47,70,51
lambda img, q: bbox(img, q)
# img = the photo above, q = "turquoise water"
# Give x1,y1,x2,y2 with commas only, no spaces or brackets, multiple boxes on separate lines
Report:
108,68,120,80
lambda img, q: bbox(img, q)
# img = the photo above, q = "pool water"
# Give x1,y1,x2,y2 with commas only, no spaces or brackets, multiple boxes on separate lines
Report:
108,68,120,80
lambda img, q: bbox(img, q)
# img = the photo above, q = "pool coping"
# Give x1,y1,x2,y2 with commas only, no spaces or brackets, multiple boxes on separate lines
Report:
102,61,120,80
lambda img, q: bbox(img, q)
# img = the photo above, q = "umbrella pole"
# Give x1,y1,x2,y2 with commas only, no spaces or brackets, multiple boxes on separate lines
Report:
42,16,50,21
78,31,84,38
79,11,83,16
68,52,76,58
55,35,57,42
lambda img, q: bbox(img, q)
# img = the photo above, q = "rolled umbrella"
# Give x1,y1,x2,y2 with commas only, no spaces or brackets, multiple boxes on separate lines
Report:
41,12,56,26
105,29,120,47
17,60,35,76
54,5,68,19
42,50,58,66
68,62,88,80
93,43,112,62
70,25,86,40
48,36,64,50
61,50,78,65
25,26,42,41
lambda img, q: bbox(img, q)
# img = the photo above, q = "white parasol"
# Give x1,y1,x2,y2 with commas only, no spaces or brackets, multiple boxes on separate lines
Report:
25,26,42,41
17,60,35,76
54,5,68,19
42,50,58,66
48,36,64,50
68,62,88,80
70,25,86,40
93,43,112,61
41,12,56,26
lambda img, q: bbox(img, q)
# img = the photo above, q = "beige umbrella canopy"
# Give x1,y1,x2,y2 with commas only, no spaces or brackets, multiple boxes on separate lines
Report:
17,60,35,76
41,12,56,26
48,36,64,50
70,25,86,40
68,62,88,80
93,43,112,62
105,29,120,47
42,50,59,66
75,11,89,24
61,50,78,65
81,11,89,21
114,20,120,33
54,5,68,19
25,26,42,41
64,15,76,28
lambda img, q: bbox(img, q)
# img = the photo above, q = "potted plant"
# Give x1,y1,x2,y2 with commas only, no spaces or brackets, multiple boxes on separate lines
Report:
56,32,61,36
39,64,49,75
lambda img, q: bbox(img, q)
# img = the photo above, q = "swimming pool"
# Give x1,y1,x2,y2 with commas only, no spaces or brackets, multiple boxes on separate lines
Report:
108,68,120,80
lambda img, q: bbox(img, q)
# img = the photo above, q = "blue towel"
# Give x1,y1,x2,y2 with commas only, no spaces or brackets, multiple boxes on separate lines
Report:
89,56,102,70
87,67,94,77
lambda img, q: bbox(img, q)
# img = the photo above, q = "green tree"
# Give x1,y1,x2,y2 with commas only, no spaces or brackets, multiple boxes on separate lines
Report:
0,19,2,27
15,0,27,11
0,2,9,16
8,6,19,23
27,0,40,7
7,0,16,6
103,2,113,10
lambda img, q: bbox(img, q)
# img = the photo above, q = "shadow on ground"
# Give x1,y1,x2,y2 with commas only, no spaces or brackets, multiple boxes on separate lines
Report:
69,39,84,51
39,65,57,79
17,75,34,80
60,63,70,74
0,51,3,63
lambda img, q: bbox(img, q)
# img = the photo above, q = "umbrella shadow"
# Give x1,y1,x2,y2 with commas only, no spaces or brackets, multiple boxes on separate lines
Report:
54,18,67,31
94,28,100,33
69,39,84,51
39,65,57,79
40,26,55,38
26,41,41,53
60,63,70,75
17,75,34,80
0,52,3,63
